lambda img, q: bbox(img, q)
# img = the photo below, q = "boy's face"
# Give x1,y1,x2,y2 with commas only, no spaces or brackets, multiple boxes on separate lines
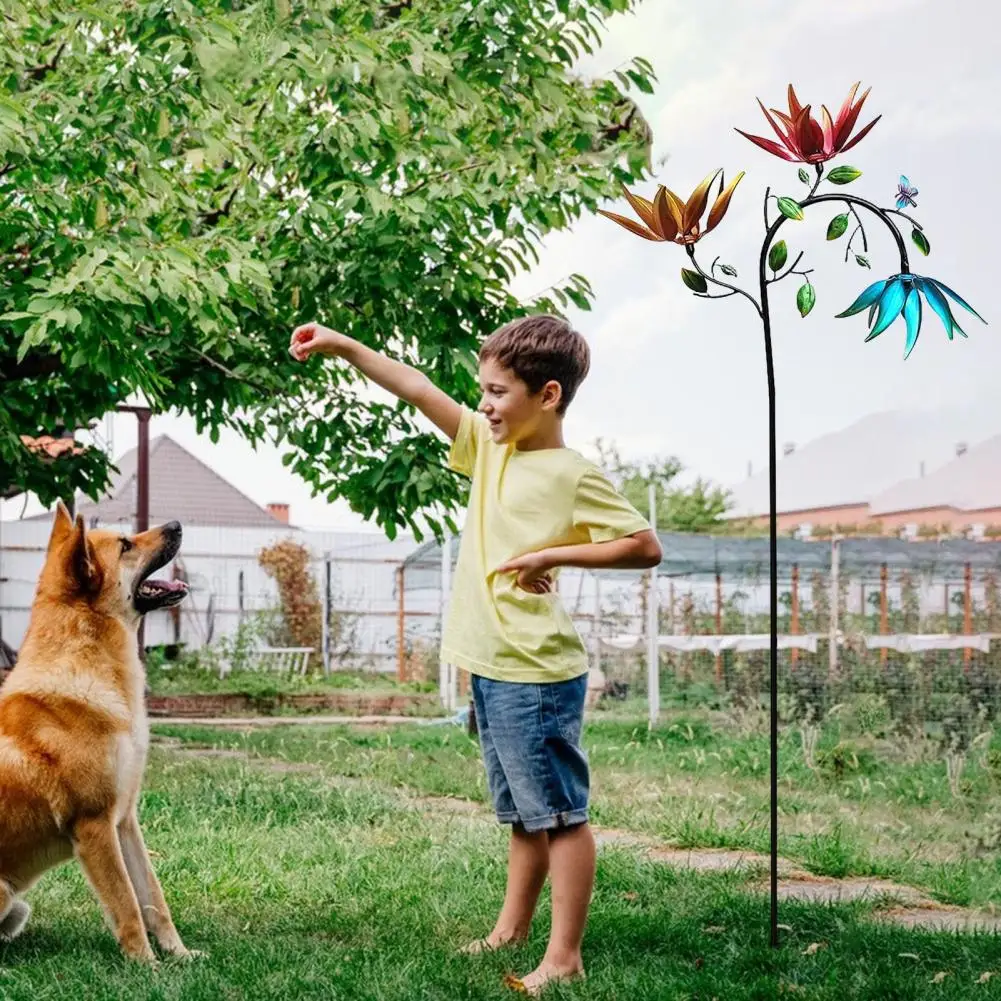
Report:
477,357,559,445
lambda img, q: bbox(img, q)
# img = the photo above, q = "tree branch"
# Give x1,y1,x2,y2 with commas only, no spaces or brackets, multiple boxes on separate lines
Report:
199,184,241,228
405,160,491,197
26,40,67,82
382,0,413,19
186,345,278,396
0,352,63,381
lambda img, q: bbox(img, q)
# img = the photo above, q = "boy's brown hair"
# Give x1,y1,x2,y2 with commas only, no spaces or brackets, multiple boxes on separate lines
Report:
479,314,590,415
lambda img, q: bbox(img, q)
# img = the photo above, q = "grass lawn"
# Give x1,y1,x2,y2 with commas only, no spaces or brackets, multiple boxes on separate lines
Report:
0,740,998,1000
153,712,1001,910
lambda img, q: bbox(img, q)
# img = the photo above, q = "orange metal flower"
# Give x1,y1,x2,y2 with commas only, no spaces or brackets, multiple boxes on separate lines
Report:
737,82,880,164
598,169,745,245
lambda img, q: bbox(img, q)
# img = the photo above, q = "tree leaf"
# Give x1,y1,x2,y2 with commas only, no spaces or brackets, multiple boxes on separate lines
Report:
912,228,930,256
719,264,738,277
777,197,804,220
855,254,871,269
826,213,849,240
797,283,816,317
827,165,862,184
681,268,708,293
768,240,788,272
798,167,810,185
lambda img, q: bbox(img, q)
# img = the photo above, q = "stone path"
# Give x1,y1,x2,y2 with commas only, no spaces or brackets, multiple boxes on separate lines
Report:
153,736,1001,935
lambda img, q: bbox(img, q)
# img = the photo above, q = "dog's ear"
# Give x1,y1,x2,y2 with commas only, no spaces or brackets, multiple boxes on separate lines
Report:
47,500,75,552
66,514,103,596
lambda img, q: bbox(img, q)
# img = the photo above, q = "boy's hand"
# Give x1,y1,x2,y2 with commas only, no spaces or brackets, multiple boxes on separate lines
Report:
496,551,554,594
289,322,346,362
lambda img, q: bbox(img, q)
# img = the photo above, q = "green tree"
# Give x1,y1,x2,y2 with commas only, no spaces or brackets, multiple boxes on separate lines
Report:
593,438,732,533
0,0,653,536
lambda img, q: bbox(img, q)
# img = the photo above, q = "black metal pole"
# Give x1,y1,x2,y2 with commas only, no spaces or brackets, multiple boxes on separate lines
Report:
135,409,150,658
119,405,151,659
759,276,780,950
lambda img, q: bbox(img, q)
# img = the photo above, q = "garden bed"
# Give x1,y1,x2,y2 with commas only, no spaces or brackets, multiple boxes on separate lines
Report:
146,689,442,718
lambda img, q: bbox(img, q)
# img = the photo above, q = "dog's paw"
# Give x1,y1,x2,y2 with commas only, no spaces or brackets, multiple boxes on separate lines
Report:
0,900,31,941
167,945,207,962
123,941,159,966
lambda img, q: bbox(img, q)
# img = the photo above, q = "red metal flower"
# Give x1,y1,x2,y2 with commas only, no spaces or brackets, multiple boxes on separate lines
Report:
736,82,880,164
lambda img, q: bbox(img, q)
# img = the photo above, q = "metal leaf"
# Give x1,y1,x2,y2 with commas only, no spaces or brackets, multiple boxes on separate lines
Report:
826,165,862,184
681,268,708,293
826,214,849,240
768,239,788,272
776,196,804,220
797,283,816,317
911,228,930,256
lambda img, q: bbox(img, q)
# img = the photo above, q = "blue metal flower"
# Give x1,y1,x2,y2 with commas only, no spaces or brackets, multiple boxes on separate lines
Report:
836,273,986,359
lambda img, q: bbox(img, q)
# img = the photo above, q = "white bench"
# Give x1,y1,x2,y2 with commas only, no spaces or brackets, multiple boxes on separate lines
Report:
218,646,313,677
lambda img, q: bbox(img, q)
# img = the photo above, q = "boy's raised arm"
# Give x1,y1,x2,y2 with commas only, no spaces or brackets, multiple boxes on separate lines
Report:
289,322,464,441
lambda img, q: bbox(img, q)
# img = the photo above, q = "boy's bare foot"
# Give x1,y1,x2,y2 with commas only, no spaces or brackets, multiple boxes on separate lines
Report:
460,932,527,955
504,959,586,996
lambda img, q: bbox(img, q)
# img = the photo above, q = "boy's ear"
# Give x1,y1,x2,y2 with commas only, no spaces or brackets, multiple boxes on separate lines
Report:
540,379,563,412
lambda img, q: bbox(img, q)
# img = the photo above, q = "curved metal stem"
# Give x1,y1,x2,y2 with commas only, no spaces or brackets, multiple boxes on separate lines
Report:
799,192,910,272
885,206,923,231
768,249,806,285
807,162,824,199
686,244,762,315
845,204,869,262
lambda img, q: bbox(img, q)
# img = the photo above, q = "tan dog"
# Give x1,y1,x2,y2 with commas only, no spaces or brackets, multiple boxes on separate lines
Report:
0,502,195,963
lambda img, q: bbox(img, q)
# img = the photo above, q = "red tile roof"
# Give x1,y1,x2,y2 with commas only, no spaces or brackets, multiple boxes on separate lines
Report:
20,434,85,459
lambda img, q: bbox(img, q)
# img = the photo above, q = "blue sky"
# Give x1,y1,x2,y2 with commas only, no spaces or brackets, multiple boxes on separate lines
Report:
4,0,997,529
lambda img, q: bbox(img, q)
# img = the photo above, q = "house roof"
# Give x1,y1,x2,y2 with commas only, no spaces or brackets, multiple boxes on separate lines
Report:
727,410,982,518
29,435,285,529
20,434,84,459
868,434,1001,515
4,435,86,500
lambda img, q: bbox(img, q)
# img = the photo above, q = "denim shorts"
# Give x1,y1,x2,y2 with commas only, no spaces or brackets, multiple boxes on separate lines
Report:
471,673,590,833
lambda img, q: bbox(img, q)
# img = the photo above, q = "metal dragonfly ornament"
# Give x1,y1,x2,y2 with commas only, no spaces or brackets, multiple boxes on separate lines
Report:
896,174,918,210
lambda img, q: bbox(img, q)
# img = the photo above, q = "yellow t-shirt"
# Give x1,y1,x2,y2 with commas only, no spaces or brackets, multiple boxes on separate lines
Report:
441,407,651,684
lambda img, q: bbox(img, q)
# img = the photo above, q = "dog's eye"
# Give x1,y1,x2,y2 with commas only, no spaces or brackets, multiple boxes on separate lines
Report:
120,538,134,553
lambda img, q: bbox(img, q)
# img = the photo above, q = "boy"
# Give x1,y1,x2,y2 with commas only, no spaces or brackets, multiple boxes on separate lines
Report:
289,314,661,995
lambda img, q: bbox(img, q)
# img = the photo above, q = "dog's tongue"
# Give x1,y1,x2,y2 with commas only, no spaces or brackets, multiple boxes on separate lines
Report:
141,578,188,593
